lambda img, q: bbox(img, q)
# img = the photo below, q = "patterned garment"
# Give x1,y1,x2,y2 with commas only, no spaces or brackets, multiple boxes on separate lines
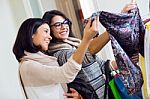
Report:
47,37,106,99
93,7,145,94
110,35,143,94
98,8,145,62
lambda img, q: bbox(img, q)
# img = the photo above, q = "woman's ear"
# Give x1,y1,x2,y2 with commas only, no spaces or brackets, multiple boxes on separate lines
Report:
32,34,35,39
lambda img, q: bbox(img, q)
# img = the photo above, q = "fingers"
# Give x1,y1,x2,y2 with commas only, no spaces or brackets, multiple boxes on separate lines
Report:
64,92,74,97
83,14,100,40
91,16,99,31
131,0,136,3
64,88,80,99
121,3,137,13
69,88,77,93
111,60,118,70
96,16,100,30
131,54,139,63
85,18,91,29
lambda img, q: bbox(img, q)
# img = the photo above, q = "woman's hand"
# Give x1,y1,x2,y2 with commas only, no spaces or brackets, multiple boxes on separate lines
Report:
71,15,100,64
121,1,137,13
82,15,100,42
143,18,150,24
64,88,82,99
111,60,118,70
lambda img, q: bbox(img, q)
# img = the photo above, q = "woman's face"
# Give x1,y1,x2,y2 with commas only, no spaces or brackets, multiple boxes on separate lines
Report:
32,23,52,51
50,15,70,40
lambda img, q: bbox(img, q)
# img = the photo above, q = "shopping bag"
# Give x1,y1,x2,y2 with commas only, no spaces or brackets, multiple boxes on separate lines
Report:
114,77,139,99
109,79,121,99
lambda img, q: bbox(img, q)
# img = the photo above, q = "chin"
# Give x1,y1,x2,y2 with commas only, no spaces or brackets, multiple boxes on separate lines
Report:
60,35,68,39
62,36,68,40
42,47,48,51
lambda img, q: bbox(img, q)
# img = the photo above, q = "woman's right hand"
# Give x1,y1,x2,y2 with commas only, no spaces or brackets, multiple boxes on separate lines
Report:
64,88,82,99
82,16,99,42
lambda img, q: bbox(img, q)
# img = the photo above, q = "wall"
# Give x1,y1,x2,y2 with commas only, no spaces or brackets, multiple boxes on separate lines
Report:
41,0,57,13
0,0,27,98
0,0,56,98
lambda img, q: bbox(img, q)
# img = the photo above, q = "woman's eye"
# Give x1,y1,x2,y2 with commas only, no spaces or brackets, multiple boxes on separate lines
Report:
44,29,48,33
55,23,61,27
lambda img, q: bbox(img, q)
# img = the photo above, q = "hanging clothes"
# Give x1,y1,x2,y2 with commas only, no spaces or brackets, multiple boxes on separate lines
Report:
91,7,145,95
98,8,145,63
144,23,150,97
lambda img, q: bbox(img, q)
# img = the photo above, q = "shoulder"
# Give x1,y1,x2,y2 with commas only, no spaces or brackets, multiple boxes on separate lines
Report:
19,60,41,72
53,49,75,58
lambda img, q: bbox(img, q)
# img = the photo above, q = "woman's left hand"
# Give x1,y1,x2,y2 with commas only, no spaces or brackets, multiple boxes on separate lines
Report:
64,88,82,99
121,2,137,13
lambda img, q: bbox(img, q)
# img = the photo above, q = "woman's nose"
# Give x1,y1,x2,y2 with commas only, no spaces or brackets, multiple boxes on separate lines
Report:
48,34,52,40
61,24,66,28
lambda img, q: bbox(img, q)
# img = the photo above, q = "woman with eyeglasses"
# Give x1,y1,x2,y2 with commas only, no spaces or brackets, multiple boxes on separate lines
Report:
13,18,99,99
42,3,137,99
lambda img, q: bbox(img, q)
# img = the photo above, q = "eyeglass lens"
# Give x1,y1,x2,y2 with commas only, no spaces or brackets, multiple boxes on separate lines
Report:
51,20,69,29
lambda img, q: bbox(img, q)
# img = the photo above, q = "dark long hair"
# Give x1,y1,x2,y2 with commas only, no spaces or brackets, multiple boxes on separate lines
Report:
42,10,75,43
13,18,48,62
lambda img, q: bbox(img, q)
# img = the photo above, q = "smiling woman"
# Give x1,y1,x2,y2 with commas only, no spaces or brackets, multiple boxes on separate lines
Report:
42,9,109,99
49,15,70,40
12,17,99,99
0,0,148,99
32,23,51,51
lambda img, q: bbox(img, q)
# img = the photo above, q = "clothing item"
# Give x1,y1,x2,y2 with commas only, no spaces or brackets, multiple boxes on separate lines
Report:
98,7,145,64
48,37,106,99
67,78,99,99
95,7,144,94
19,51,81,99
144,23,150,97
110,35,143,95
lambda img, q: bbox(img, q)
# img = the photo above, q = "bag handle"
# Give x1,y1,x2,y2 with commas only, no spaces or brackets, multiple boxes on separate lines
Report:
103,60,119,99
104,60,111,99
19,71,28,99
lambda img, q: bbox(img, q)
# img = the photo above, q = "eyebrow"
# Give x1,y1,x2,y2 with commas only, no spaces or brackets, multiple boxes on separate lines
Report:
43,28,50,30
53,20,66,24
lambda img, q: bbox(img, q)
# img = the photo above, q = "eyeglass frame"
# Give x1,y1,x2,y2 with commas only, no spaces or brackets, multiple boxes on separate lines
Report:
50,20,70,29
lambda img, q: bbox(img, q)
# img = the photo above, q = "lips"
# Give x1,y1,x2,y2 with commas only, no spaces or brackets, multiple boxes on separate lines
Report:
44,39,50,44
60,31,67,35
60,30,68,34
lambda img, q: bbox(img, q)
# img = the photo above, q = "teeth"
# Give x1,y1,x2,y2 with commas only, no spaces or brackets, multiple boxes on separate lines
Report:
60,32,66,34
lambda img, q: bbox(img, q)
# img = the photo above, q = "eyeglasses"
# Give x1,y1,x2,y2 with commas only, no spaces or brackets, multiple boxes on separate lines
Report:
50,20,69,29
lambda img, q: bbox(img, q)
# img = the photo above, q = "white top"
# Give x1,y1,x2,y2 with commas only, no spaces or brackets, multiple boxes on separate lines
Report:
19,51,81,99
25,84,65,99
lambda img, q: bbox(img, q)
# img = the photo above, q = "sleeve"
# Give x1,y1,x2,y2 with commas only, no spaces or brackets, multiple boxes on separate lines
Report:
20,57,81,85
53,49,75,66
53,48,98,66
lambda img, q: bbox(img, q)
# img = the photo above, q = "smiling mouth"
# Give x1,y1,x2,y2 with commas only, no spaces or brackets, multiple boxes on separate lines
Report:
46,41,49,44
60,31,68,34
44,39,50,44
